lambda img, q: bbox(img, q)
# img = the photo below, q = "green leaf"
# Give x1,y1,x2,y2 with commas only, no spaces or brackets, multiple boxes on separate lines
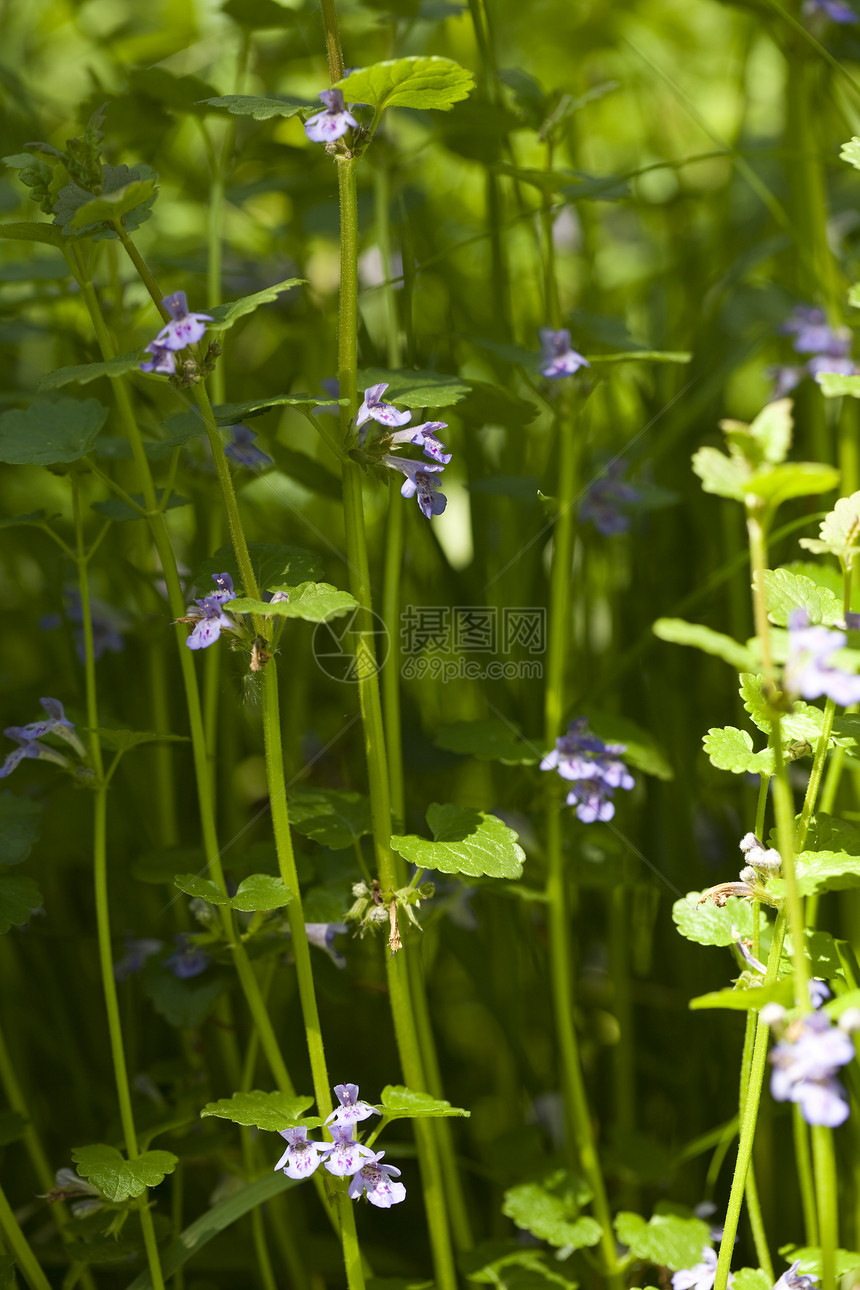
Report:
197,543,324,592
734,1270,774,1290
739,674,826,744
213,393,349,422
91,492,189,522
357,367,470,408
67,179,158,230
840,137,860,169
0,398,107,465
776,1248,860,1278
124,1170,298,1290
0,221,68,247
39,350,144,390
332,57,475,113
816,372,860,399
745,462,840,508
702,727,774,775
71,1144,177,1201
672,895,762,947
0,875,43,933
199,94,307,120
798,491,860,562
460,1241,579,1287
230,582,359,622
287,787,373,849
614,1211,711,1271
434,718,539,764
759,568,842,627
748,399,793,465
206,279,306,332
783,851,860,896
200,1091,315,1131
140,963,226,1028
691,445,748,500
0,794,43,866
391,803,525,879
689,981,794,1011
378,1085,469,1119
222,0,298,27
503,1181,602,1251
583,710,674,780
652,619,755,671
0,511,49,530
173,873,292,911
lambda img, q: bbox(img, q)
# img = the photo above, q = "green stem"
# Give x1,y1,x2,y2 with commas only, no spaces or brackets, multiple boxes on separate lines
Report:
738,1011,772,1280
794,699,836,849
713,917,788,1290
793,1105,819,1247
73,479,166,1290
811,1126,838,1290
0,1181,52,1290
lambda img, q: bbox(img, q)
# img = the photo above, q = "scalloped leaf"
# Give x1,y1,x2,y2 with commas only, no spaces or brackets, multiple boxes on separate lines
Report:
434,718,539,764
703,727,774,775
333,57,474,113
173,873,292,911
71,1144,177,1201
672,894,763,947
840,137,860,170
379,1085,470,1119
0,794,43,866
200,1091,315,1132
231,582,358,622
816,372,860,399
199,95,307,120
691,445,749,499
689,981,794,1011
68,179,158,230
798,491,860,562
287,787,373,849
0,398,107,465
739,674,828,744
0,875,43,933
776,1248,860,1278
39,350,144,390
196,544,324,592
760,568,842,626
207,279,306,331
502,1181,602,1251
746,462,841,508
391,803,525,879
614,1211,711,1271
357,368,470,409
653,619,755,671
212,393,349,422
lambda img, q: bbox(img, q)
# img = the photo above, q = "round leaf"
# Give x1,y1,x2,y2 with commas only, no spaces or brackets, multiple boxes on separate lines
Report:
0,398,107,464
391,803,525,878
333,57,475,112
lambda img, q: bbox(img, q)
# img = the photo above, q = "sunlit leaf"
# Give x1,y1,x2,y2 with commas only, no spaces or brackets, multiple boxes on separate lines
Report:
333,57,475,112
288,787,373,849
200,1091,315,1131
71,1145,177,1202
199,95,307,120
379,1085,469,1118
207,278,306,331
391,804,525,878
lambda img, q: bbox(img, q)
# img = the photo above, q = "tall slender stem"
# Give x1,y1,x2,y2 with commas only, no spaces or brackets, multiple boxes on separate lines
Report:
0,1182,52,1290
811,1125,838,1290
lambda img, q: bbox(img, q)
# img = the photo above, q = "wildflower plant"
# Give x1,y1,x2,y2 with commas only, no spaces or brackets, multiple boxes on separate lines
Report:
4,5,860,1290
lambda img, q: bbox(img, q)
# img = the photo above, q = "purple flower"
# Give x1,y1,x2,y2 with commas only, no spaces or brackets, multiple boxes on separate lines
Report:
390,421,452,465
672,1247,729,1290
781,306,850,357
769,1010,855,1126
809,354,857,380
114,937,163,982
304,89,358,144
356,383,412,430
209,572,236,605
140,342,176,375
580,461,641,536
347,1150,406,1208
165,933,211,980
784,609,860,707
322,1124,374,1177
2,698,88,776
804,0,857,19
541,718,634,823
273,1126,328,1180
774,1262,819,1290
809,979,832,1009
224,424,273,470
383,455,447,519
326,1084,380,1128
768,365,805,400
539,328,590,379
154,291,213,352
313,378,341,417
185,598,234,650
305,922,348,968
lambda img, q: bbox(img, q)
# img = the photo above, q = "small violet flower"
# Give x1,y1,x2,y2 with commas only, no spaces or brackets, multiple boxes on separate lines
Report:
1,698,88,778
356,383,412,430
773,1262,819,1290
769,1010,856,1127
181,574,238,651
804,0,857,19
140,342,176,376
389,421,452,465
165,933,211,980
322,1123,375,1177
541,718,634,823
154,291,213,351
348,1150,406,1208
784,609,860,707
539,328,590,379
224,424,273,470
326,1083,381,1128
304,88,358,144
273,1126,328,1180
772,305,857,398
114,936,163,983
305,922,349,969
672,1247,731,1290
383,455,447,519
580,460,641,536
